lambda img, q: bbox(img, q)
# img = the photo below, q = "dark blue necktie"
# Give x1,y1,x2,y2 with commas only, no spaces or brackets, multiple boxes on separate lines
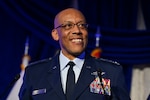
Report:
66,61,75,100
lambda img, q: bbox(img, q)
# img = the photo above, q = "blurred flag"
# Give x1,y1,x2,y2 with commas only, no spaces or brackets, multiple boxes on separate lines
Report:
7,37,30,100
91,26,102,58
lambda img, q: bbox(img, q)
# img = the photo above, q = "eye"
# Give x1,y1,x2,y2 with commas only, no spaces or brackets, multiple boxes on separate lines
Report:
78,23,88,29
63,23,73,29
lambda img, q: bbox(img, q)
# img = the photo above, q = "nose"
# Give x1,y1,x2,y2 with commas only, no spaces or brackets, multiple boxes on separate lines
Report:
72,24,81,34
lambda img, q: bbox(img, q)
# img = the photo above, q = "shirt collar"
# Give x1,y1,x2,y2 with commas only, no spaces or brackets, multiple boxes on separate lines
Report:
59,51,85,71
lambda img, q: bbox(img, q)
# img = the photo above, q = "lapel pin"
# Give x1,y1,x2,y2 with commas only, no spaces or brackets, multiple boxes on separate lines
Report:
52,66,57,70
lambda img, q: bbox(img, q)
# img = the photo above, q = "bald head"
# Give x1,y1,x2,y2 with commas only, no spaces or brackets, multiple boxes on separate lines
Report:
51,8,88,59
54,8,86,28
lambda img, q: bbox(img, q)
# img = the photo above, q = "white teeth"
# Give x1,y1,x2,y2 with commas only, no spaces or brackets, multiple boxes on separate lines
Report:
72,39,82,42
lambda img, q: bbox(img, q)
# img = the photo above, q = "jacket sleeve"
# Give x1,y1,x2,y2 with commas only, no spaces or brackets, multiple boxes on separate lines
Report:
111,65,131,100
19,68,32,100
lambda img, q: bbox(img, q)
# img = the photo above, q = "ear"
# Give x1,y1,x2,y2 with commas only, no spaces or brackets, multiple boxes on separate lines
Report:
51,29,59,41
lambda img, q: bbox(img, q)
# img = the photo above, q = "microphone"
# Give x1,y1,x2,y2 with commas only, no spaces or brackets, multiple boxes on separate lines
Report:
97,69,106,94
97,69,111,99
97,69,103,86
0,74,20,99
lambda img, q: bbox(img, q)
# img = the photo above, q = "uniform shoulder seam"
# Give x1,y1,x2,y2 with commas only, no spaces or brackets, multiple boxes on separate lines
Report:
99,58,120,66
28,57,52,66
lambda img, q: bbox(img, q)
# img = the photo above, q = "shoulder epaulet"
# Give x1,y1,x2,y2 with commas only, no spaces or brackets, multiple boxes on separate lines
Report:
99,58,120,66
28,57,52,66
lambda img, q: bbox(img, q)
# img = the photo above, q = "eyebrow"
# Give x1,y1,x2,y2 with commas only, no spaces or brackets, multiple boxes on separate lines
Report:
63,21,85,23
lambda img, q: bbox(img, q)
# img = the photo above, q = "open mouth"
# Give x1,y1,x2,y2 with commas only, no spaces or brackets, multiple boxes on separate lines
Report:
71,38,83,43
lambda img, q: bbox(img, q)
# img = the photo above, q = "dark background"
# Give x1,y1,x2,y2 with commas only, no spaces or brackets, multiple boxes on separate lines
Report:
0,0,150,99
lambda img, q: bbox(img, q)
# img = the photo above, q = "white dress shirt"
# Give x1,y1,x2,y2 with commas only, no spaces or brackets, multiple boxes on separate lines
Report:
59,51,85,93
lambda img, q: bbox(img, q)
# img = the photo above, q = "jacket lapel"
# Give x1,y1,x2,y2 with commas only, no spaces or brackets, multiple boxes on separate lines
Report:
73,55,97,99
45,53,106,100
47,54,66,100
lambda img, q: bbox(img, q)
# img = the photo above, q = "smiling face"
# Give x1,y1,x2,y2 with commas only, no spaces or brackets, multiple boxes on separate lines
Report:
52,8,88,60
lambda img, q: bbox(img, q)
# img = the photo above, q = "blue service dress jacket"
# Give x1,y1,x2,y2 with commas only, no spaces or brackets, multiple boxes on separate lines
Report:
19,53,130,100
